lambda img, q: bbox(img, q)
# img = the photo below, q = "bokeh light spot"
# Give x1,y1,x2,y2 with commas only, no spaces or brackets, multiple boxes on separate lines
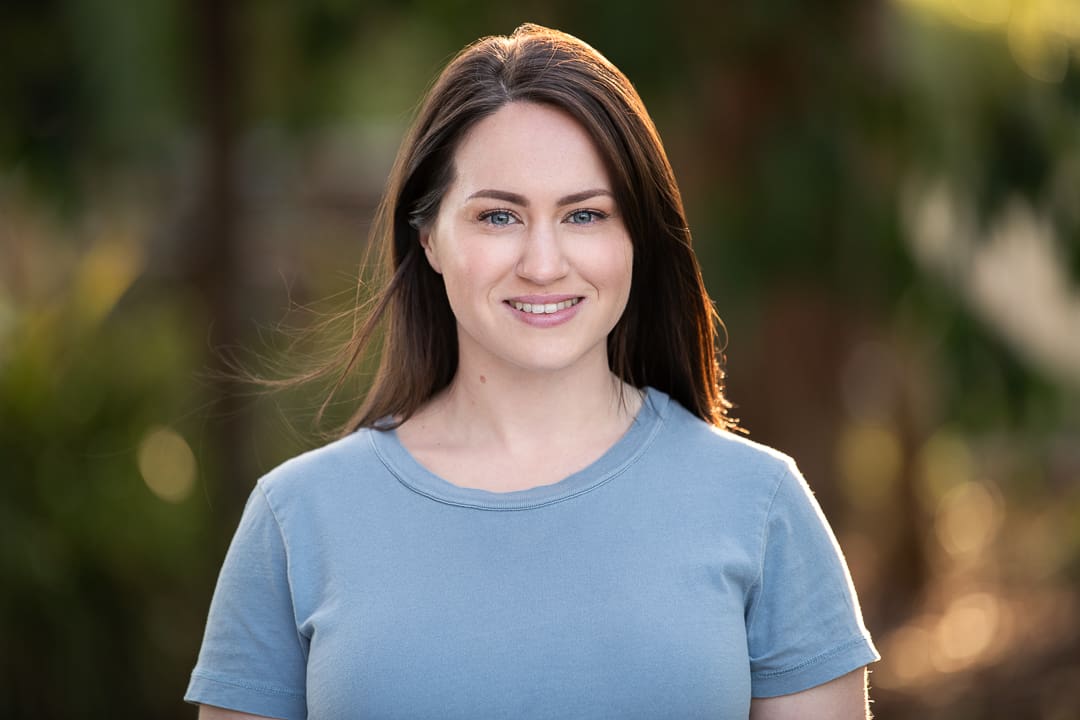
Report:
837,423,902,511
954,0,1012,26
877,623,934,688
932,592,1001,670
1007,6,1070,83
935,481,1001,558
916,430,973,512
74,231,142,329
897,0,1080,83
137,426,196,503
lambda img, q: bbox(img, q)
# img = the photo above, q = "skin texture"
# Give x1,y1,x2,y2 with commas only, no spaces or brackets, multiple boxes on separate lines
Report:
198,708,271,720
398,100,642,492
749,668,872,719
420,101,634,380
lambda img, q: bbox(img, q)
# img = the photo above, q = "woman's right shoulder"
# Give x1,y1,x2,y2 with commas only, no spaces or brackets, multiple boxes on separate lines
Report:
254,427,385,502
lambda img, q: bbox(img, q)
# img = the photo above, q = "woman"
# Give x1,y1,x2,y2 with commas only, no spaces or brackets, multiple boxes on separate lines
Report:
186,23,879,719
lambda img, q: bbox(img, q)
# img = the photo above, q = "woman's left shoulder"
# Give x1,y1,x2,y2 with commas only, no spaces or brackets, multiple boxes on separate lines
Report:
654,391,799,485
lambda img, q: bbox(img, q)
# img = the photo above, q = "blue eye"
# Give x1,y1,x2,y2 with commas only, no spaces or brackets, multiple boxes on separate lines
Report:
480,210,516,226
568,210,605,224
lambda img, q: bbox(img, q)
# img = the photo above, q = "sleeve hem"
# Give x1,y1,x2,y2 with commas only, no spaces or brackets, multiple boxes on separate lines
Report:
750,635,881,698
185,670,306,720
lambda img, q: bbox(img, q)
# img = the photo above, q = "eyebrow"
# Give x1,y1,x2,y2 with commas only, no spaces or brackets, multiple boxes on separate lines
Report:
465,188,613,207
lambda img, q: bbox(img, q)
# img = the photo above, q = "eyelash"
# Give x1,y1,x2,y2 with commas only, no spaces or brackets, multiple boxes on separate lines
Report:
477,209,519,226
477,209,609,226
566,209,608,224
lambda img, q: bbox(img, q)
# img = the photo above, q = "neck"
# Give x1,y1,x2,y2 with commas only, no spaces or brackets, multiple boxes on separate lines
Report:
421,356,640,453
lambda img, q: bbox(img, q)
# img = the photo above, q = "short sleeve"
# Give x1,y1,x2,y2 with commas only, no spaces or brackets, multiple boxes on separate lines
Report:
185,484,308,719
746,462,879,697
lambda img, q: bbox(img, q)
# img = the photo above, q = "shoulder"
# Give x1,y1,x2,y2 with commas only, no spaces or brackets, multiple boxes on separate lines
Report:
255,428,385,506
650,389,797,490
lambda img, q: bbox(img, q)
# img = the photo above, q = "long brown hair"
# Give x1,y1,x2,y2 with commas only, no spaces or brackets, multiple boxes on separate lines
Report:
311,23,735,432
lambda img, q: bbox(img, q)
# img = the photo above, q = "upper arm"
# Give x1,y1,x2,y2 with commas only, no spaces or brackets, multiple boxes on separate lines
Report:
747,463,879,695
184,488,308,717
749,668,871,720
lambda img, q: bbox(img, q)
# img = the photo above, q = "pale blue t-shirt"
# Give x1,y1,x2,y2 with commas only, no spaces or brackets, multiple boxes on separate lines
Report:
185,387,878,719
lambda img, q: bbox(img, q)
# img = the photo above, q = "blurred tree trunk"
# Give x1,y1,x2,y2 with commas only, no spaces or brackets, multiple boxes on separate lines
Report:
189,0,250,532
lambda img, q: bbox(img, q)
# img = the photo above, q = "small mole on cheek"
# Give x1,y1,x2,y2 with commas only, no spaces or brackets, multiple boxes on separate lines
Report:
479,375,487,384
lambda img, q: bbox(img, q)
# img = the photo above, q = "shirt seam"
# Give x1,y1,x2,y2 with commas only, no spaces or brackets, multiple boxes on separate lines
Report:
368,397,669,511
190,669,306,699
751,635,873,679
253,483,308,641
743,463,790,636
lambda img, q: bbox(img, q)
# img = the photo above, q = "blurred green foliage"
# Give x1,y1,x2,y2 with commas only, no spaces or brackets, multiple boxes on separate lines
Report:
2,1,1079,718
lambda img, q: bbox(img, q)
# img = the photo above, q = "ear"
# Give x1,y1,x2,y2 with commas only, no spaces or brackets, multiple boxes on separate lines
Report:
419,227,442,274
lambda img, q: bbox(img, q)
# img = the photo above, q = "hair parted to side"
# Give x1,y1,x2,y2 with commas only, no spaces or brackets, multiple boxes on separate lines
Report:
315,23,736,433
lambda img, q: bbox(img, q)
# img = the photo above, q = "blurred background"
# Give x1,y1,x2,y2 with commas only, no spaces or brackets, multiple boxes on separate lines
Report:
2,0,1078,717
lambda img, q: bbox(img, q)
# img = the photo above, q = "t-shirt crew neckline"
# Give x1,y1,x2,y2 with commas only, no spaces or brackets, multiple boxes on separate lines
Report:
369,386,671,511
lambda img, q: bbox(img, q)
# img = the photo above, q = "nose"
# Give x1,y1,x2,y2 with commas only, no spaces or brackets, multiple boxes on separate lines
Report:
516,222,569,284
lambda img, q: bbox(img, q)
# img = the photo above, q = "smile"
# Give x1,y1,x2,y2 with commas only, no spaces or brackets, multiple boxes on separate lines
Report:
509,298,582,314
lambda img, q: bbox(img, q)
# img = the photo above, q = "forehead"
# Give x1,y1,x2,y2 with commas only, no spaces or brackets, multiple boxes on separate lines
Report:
450,102,612,199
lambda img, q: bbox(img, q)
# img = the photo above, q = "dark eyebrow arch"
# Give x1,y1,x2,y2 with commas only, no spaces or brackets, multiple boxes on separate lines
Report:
557,188,612,206
465,188,613,207
466,189,528,205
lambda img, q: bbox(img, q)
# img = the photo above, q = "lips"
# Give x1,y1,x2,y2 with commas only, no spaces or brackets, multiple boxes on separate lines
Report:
503,295,585,327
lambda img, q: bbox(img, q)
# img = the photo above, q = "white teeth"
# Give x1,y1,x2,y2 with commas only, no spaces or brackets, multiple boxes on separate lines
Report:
511,298,580,314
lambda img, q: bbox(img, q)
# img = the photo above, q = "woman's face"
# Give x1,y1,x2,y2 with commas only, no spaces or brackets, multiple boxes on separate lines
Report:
421,101,633,379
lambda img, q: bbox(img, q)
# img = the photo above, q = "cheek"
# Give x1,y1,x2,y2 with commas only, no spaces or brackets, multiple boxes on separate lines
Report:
584,238,634,289
461,240,521,277
605,241,634,314
616,250,634,306
439,251,501,307
619,243,633,282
